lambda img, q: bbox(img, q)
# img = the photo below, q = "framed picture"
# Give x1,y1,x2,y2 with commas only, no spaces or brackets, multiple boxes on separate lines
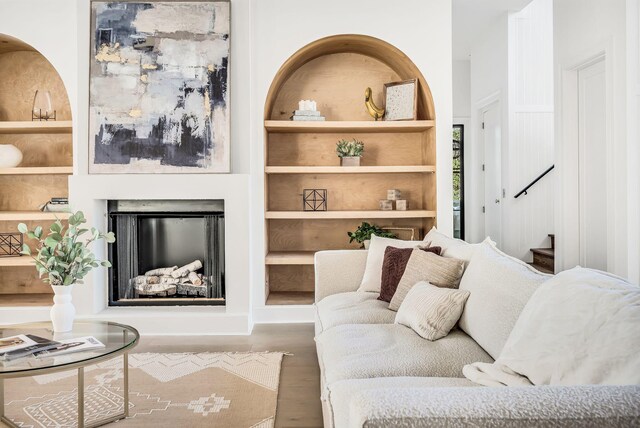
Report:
89,1,230,173
383,79,418,121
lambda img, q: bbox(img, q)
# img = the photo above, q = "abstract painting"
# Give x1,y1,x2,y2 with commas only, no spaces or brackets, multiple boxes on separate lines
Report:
89,1,230,173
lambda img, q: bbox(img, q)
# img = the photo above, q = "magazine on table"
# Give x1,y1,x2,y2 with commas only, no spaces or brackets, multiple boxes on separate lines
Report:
0,334,38,354
0,335,60,361
34,336,105,358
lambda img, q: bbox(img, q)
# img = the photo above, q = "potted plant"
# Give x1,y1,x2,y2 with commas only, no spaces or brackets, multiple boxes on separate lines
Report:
347,222,396,249
18,211,115,332
336,138,364,166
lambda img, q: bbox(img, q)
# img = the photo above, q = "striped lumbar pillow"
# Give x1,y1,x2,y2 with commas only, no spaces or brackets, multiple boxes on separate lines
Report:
395,281,470,341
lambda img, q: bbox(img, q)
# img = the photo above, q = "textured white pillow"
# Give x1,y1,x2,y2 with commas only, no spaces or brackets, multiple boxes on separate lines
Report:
424,227,467,253
357,235,426,293
458,240,551,359
395,281,470,341
464,267,640,386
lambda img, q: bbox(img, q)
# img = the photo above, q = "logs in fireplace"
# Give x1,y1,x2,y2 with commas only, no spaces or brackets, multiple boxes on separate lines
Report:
107,200,225,306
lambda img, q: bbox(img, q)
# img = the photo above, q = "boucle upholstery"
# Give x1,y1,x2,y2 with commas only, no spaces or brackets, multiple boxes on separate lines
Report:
316,324,493,397
328,377,477,428
315,292,395,335
315,250,368,302
343,384,640,428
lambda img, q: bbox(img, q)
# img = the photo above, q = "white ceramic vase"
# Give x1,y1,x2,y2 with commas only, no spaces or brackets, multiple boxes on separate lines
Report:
50,285,76,333
0,144,23,167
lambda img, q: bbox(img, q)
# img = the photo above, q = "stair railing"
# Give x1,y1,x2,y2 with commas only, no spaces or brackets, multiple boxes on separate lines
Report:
514,165,554,198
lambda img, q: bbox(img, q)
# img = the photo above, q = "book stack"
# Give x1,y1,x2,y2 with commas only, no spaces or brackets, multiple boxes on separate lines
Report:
291,99,325,121
0,334,105,362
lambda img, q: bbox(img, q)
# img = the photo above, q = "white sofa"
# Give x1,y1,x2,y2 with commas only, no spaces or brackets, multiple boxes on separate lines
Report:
313,249,640,428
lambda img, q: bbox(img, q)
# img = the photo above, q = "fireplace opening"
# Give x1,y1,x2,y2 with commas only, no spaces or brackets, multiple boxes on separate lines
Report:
107,200,225,306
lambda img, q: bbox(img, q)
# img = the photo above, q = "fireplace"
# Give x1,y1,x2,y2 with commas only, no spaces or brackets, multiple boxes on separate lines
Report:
107,200,225,306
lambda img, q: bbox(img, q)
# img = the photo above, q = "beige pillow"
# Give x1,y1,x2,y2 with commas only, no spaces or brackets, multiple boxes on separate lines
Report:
388,249,465,311
395,281,470,341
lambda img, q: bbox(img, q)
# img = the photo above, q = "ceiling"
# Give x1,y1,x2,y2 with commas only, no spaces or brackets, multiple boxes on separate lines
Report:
453,0,534,60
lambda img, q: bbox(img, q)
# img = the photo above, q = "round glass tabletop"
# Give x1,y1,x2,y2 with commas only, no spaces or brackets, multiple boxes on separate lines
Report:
0,321,139,377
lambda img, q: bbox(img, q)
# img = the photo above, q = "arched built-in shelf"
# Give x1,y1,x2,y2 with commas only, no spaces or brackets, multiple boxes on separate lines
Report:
0,33,73,307
263,34,437,306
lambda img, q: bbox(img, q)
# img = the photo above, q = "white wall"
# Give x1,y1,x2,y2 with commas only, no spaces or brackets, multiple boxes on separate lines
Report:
249,0,454,321
468,13,509,244
627,0,640,284
453,60,471,117
505,0,554,260
554,0,629,277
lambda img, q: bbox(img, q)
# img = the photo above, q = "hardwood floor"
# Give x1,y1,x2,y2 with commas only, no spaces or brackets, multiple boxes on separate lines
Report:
133,323,323,428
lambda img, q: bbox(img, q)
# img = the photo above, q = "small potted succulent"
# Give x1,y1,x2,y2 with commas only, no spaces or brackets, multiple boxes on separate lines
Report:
18,211,115,332
336,138,364,167
347,222,396,249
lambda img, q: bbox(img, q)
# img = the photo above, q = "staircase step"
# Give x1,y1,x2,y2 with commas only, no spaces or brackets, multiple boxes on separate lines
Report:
548,234,555,249
531,247,554,271
531,247,554,257
528,262,554,274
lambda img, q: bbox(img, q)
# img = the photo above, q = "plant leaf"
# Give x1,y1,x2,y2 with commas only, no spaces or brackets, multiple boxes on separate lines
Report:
17,223,28,234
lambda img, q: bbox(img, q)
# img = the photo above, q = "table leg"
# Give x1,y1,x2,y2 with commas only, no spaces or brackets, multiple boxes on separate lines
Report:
123,352,129,417
0,378,4,419
78,367,85,428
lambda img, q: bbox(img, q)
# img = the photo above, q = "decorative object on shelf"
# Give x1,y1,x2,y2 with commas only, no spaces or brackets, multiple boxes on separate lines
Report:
303,189,327,211
39,197,70,213
379,200,393,211
384,78,418,121
89,1,230,173
0,232,23,257
364,87,385,121
396,199,408,211
291,99,325,121
18,211,116,332
0,144,23,167
336,138,364,166
387,189,402,200
32,90,56,121
347,222,397,249
381,226,417,240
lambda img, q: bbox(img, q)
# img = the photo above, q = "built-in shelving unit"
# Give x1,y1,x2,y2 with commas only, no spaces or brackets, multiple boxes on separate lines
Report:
0,35,73,307
263,35,437,306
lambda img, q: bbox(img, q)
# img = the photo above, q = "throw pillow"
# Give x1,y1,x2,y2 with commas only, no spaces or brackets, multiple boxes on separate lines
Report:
457,240,552,359
357,235,426,293
378,245,442,303
424,227,467,252
388,249,466,311
463,267,640,386
395,281,470,341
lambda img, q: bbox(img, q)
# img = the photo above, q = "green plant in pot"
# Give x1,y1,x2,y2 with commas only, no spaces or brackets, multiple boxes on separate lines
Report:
336,138,364,167
347,222,396,249
18,211,115,333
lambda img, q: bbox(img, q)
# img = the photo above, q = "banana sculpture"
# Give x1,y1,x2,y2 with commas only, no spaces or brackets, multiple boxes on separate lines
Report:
365,87,385,121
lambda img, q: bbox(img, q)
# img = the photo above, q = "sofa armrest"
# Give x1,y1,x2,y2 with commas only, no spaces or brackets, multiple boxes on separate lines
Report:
347,385,640,427
315,250,368,302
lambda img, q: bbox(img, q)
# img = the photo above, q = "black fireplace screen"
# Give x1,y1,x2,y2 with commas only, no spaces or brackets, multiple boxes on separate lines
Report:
108,200,224,306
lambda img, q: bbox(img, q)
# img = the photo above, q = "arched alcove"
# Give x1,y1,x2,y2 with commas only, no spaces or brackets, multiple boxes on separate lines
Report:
263,35,437,306
0,33,73,307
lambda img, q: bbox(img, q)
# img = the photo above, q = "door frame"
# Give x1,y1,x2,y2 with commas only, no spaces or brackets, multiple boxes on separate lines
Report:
475,91,503,246
557,43,615,272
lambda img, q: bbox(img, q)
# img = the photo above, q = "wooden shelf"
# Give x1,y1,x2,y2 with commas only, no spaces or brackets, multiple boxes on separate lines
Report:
0,293,52,307
0,166,72,175
0,121,72,134
265,165,435,174
265,210,436,220
264,120,434,133
266,251,316,265
266,291,314,305
0,211,71,221
0,257,33,267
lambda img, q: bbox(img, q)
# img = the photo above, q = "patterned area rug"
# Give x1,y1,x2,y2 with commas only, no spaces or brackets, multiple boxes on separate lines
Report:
3,352,285,428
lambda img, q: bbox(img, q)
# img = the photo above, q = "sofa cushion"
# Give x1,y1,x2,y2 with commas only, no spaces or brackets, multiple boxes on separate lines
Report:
315,292,395,335
315,324,493,397
458,241,552,359
378,246,441,303
328,377,477,428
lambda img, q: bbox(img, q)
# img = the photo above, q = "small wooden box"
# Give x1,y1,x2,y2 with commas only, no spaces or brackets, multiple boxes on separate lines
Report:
379,200,393,211
395,200,408,211
387,189,401,200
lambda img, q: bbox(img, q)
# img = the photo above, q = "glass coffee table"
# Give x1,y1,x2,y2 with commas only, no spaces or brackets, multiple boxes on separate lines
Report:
0,321,139,428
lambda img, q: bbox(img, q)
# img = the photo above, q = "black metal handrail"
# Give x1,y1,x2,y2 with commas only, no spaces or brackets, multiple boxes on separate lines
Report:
514,165,554,198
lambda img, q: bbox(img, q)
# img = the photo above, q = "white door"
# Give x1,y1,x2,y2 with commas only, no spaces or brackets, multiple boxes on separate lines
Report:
483,103,502,247
578,59,607,270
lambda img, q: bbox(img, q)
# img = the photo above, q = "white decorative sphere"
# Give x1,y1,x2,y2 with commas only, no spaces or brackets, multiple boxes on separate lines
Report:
0,144,23,167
